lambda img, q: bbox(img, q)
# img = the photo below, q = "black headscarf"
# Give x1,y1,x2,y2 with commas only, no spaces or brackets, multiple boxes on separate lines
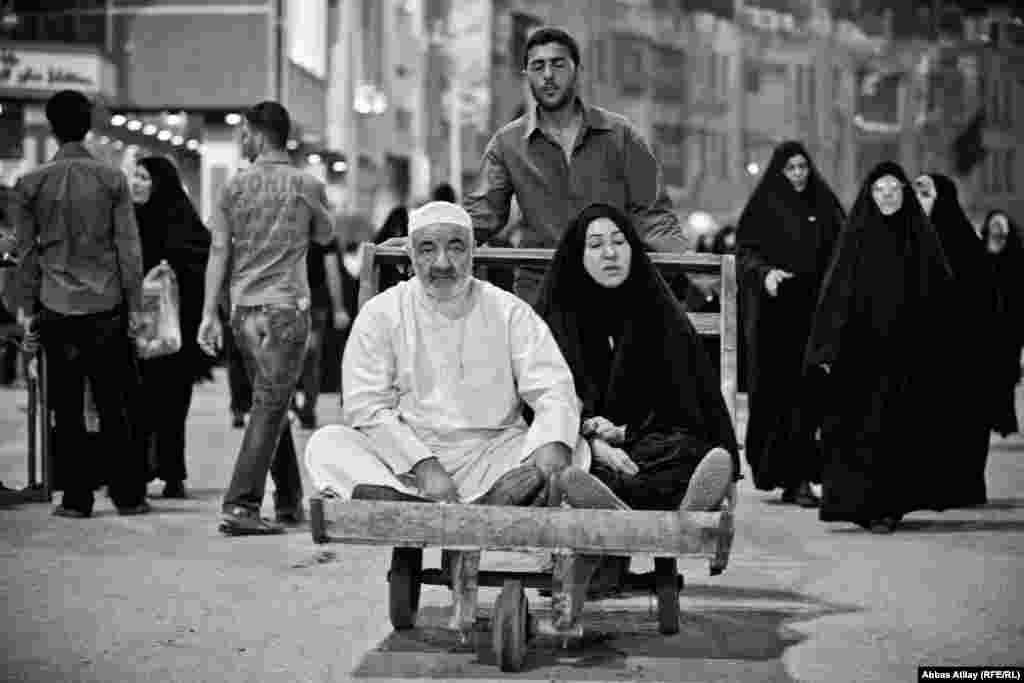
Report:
375,206,409,244
737,141,846,278
804,163,963,519
980,209,1024,347
921,173,990,286
916,173,997,505
805,161,952,370
534,204,739,468
981,209,1024,261
134,156,213,380
134,156,211,275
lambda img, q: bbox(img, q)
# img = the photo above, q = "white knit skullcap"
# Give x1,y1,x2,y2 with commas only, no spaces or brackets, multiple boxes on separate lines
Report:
408,201,473,236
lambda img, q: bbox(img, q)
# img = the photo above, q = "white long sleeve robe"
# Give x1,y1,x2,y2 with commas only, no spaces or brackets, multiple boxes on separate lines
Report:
340,277,581,500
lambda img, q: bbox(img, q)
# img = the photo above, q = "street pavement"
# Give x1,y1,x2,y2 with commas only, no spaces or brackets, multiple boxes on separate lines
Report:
1,371,1022,683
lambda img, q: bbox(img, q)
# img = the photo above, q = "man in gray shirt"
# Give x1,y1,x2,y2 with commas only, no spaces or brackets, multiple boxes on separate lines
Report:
7,90,149,518
198,101,334,536
464,27,689,305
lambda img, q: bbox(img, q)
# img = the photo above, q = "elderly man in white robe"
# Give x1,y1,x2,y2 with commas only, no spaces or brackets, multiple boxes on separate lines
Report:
305,201,630,630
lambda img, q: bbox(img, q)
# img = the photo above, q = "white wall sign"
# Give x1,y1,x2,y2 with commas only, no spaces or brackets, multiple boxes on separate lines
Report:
0,48,106,94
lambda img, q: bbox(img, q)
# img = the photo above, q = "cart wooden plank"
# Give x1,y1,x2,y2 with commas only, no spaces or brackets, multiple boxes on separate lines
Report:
312,499,733,560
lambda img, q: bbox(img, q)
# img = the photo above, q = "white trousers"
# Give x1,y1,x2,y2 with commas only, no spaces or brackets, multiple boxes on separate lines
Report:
305,424,591,503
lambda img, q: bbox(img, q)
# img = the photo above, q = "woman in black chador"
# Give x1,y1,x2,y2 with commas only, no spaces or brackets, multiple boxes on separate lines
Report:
805,161,956,533
535,203,740,510
914,173,997,505
980,209,1024,436
534,203,739,597
130,156,213,498
737,141,845,506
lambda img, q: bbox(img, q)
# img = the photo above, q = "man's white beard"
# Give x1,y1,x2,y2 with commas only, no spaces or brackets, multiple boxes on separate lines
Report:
423,272,474,319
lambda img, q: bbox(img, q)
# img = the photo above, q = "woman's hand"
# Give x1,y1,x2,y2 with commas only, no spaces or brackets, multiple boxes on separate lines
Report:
764,268,794,297
582,416,626,445
591,438,639,476
146,260,174,280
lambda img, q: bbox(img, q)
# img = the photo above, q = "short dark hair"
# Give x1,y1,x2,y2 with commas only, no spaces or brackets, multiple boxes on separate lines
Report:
244,101,291,148
431,182,457,203
45,90,93,143
523,27,580,70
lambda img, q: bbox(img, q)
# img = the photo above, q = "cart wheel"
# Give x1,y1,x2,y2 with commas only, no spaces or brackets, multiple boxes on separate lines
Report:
388,548,422,630
654,557,680,635
493,580,530,672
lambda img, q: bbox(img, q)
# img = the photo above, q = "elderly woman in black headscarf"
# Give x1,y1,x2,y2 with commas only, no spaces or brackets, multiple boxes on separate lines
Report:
805,161,955,533
914,173,997,505
130,156,213,498
737,141,845,507
980,209,1024,436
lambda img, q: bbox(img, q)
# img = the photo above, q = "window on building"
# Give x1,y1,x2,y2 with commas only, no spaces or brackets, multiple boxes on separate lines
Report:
361,0,384,84
395,107,412,134
985,148,1017,196
807,64,816,122
616,34,650,95
700,130,729,180
986,74,1015,127
289,0,328,78
1005,148,1016,195
592,36,610,85
511,12,543,71
1001,76,1015,127
654,123,686,186
717,54,731,97
653,45,687,101
795,64,805,110
794,63,815,119
745,64,762,93
984,149,1003,195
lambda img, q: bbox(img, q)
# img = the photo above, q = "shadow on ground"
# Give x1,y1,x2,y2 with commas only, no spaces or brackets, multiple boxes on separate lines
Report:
351,585,861,680
829,517,1024,534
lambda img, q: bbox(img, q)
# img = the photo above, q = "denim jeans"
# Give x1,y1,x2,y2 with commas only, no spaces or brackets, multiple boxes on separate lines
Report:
293,307,328,424
220,306,253,414
222,304,309,515
41,306,147,512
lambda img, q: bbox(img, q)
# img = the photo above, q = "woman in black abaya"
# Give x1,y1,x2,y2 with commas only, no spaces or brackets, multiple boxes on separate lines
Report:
737,141,845,506
980,210,1024,436
913,173,996,505
131,156,213,498
805,162,955,533
535,203,740,512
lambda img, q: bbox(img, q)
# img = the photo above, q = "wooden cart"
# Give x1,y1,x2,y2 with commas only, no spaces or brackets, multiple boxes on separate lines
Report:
310,494,735,671
309,246,739,671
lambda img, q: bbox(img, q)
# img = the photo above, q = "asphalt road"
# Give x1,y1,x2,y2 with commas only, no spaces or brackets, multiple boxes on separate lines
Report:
1,372,1022,683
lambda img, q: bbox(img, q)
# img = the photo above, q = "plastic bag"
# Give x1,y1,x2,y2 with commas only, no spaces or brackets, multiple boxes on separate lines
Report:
135,263,182,359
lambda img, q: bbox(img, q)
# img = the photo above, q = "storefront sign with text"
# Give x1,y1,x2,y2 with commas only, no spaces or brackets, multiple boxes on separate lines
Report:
0,49,106,94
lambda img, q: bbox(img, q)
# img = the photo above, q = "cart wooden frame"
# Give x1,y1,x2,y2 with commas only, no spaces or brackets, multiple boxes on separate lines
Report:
309,246,739,672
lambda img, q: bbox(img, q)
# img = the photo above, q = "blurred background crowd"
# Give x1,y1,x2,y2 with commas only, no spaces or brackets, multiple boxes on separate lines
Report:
2,0,1023,390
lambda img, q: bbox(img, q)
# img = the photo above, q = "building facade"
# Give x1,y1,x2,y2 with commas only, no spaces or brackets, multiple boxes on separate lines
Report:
1,0,339,223
413,0,1021,234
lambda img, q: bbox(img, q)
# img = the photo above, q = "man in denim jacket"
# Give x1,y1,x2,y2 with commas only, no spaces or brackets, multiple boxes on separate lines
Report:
198,101,334,535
